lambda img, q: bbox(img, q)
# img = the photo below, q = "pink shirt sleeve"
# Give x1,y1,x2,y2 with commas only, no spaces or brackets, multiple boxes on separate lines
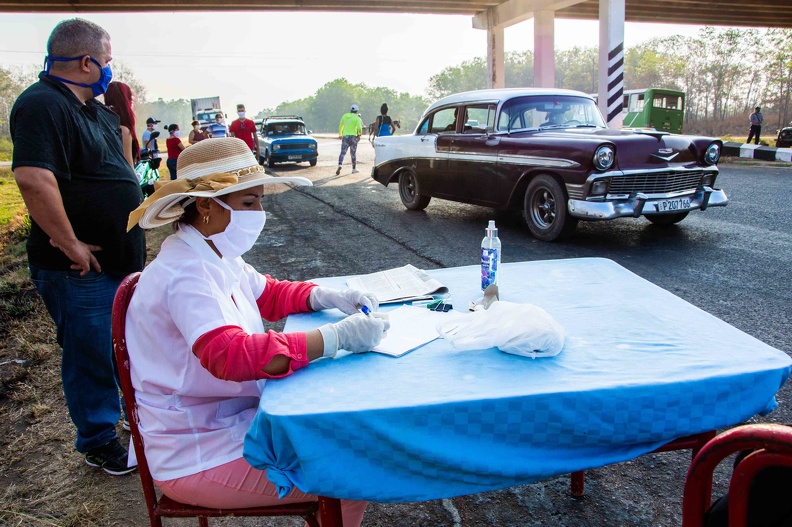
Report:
255,274,318,321
192,325,310,382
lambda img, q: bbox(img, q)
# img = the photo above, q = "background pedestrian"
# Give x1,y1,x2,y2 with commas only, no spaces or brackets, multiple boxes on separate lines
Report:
337,103,363,175
372,103,395,140
747,106,764,144
206,112,228,138
188,119,205,144
142,116,160,152
229,103,260,160
103,81,139,168
165,123,185,180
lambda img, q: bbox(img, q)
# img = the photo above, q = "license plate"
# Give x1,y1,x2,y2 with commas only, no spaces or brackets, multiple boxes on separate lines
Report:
655,197,691,212
288,155,302,160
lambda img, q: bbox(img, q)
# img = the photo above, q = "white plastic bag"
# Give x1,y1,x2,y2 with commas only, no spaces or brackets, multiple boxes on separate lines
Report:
436,301,565,358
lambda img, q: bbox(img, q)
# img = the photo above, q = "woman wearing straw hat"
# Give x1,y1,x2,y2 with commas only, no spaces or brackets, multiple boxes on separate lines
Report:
124,138,385,524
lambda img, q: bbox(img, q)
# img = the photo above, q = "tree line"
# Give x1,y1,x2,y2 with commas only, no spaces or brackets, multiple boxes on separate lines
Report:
2,26,791,140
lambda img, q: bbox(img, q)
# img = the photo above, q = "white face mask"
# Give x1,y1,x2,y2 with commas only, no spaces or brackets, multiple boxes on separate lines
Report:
238,111,246,119
203,197,266,259
173,130,180,137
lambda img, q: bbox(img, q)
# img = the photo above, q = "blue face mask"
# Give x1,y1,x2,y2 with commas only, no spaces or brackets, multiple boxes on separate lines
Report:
44,55,113,97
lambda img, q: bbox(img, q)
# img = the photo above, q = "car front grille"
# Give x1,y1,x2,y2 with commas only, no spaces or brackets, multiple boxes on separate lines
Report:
608,171,703,195
278,143,313,151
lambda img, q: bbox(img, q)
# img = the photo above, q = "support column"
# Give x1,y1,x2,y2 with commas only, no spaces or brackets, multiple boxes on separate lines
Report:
487,26,505,89
598,0,625,128
533,10,555,88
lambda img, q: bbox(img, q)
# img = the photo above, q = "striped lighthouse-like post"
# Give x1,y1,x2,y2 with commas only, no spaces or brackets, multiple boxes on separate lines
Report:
598,0,625,129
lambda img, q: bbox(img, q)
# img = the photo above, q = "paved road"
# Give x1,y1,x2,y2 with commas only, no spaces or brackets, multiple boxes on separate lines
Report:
247,138,792,527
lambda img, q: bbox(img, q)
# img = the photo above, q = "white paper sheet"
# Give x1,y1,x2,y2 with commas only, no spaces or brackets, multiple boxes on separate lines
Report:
372,305,453,357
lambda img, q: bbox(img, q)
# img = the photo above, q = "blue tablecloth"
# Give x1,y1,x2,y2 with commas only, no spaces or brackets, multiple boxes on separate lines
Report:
243,258,791,502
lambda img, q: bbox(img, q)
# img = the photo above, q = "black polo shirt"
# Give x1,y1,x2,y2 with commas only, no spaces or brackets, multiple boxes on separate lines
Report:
10,73,145,275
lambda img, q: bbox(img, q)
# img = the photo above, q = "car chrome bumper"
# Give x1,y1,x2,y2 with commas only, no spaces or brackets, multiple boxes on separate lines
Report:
567,187,728,220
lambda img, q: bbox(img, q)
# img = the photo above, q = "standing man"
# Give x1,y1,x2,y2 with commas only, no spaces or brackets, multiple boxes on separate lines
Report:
336,103,363,175
206,112,228,138
229,103,260,162
141,116,160,152
10,18,145,476
747,106,764,145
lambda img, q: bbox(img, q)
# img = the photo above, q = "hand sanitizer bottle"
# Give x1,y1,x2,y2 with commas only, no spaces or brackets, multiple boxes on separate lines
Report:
481,220,501,290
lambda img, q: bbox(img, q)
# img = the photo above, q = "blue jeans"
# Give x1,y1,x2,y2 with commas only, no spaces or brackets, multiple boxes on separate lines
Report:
29,266,124,452
166,158,177,180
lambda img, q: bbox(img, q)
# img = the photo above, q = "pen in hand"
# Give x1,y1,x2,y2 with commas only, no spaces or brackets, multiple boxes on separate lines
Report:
359,305,372,316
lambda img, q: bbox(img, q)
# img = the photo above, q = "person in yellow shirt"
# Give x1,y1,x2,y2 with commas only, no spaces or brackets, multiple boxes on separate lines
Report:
337,104,363,175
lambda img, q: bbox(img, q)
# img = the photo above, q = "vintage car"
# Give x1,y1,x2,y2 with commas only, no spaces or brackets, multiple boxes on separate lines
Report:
776,124,792,148
257,115,318,168
372,88,728,241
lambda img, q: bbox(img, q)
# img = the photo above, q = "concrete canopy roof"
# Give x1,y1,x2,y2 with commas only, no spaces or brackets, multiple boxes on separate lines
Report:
3,0,792,29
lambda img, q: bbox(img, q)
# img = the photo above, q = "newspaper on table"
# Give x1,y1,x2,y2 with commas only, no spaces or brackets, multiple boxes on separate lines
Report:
346,264,449,304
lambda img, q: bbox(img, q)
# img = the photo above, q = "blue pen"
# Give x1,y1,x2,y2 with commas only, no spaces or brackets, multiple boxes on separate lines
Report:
359,305,372,316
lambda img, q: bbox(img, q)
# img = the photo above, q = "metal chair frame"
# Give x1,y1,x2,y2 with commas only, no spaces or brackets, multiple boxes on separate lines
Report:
682,423,792,527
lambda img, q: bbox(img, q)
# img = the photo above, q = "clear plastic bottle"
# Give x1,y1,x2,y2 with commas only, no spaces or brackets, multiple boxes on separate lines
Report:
480,220,501,290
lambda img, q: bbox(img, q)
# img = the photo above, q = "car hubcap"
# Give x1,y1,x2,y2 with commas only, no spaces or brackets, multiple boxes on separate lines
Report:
406,176,416,198
532,189,556,227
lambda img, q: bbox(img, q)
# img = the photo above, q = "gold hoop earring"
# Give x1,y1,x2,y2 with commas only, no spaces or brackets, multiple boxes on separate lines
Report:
203,215,210,224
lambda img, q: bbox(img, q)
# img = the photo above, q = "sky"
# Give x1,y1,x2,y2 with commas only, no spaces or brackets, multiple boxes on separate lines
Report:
0,11,704,114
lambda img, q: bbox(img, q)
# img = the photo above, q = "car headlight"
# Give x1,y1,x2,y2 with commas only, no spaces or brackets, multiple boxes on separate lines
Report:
273,144,281,151
704,143,720,165
309,143,317,150
593,145,615,171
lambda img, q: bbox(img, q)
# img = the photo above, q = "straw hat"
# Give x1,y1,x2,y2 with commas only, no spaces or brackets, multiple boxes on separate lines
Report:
128,137,311,230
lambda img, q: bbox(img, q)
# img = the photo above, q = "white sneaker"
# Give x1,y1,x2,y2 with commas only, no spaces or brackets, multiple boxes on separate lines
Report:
352,169,360,174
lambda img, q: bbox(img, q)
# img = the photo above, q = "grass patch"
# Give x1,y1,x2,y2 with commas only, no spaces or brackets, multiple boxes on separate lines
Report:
720,134,775,147
0,167,27,230
0,137,13,162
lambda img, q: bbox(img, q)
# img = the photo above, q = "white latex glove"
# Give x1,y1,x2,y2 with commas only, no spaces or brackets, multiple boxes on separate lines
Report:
310,287,379,315
318,313,390,356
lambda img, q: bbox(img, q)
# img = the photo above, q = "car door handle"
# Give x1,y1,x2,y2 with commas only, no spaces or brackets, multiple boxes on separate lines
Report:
420,137,431,142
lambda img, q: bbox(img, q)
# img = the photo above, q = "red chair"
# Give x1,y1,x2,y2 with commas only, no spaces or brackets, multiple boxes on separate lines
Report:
112,272,343,527
682,423,792,527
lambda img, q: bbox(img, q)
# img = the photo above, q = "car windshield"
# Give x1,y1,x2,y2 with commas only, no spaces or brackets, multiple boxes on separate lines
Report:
498,96,605,131
266,123,306,135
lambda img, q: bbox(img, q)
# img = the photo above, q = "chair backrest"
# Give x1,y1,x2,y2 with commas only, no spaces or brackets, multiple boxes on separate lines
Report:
681,423,792,527
111,273,162,519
